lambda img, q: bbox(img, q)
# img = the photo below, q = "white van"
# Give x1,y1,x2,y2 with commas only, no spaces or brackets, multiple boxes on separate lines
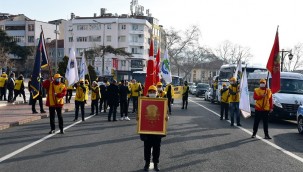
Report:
247,72,303,119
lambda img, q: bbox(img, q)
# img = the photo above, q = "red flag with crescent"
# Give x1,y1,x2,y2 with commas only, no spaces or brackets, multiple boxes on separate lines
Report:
144,39,155,96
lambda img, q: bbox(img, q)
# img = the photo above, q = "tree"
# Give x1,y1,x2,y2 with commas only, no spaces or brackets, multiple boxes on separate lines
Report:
85,45,132,63
285,42,303,71
86,65,97,83
0,29,32,73
214,40,252,64
166,25,210,77
57,56,69,76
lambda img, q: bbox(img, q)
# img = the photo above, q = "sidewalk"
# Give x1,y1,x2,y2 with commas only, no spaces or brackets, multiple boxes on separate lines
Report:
0,96,87,131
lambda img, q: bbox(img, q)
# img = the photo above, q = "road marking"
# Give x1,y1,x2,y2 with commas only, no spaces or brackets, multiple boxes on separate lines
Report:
189,98,303,163
0,114,96,163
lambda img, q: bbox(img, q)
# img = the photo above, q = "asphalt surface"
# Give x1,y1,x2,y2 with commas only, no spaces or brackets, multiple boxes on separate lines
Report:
1,96,303,172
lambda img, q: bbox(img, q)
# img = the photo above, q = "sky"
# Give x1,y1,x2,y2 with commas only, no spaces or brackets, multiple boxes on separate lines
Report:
1,0,303,66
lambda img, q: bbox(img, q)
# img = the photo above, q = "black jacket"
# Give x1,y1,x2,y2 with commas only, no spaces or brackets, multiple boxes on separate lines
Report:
107,83,119,106
119,85,130,101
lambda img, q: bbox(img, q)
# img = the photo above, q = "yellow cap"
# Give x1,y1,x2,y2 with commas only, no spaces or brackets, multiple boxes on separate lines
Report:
156,82,162,86
260,79,266,83
148,85,157,91
223,83,227,86
53,73,62,79
79,79,84,83
230,77,236,81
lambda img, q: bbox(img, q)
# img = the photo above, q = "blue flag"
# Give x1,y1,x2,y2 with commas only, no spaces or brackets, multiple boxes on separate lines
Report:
30,31,49,99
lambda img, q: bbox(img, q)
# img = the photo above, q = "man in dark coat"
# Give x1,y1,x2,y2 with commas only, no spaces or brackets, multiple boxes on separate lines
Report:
119,80,130,120
107,79,119,121
99,79,108,113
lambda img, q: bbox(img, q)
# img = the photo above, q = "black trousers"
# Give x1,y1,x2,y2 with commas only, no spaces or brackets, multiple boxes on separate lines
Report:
253,110,270,136
13,89,26,102
220,102,229,119
65,89,72,103
49,107,63,131
91,99,99,114
167,97,172,113
8,89,14,102
144,135,162,164
120,100,128,117
0,87,6,100
108,104,117,121
132,96,138,112
182,96,188,109
32,96,44,112
75,100,85,120
99,97,107,112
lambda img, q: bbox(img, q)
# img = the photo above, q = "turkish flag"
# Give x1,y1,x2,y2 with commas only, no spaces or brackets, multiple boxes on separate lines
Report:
155,48,161,83
144,39,155,96
266,30,280,94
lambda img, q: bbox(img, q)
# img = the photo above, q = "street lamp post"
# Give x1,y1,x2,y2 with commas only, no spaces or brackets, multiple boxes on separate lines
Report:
54,22,60,73
280,49,293,72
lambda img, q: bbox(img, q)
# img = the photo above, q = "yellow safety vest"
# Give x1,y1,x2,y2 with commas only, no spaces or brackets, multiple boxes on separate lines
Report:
182,86,189,94
14,80,23,90
48,82,65,106
75,86,86,102
85,84,89,101
228,85,240,103
130,83,141,97
220,88,229,103
0,77,6,87
158,91,167,98
164,84,175,97
254,88,272,111
91,86,101,100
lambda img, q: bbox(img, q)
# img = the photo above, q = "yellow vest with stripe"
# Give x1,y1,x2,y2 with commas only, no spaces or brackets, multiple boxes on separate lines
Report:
14,80,23,90
91,86,101,100
0,77,6,87
75,86,86,102
220,88,229,103
228,85,240,102
48,83,65,106
254,88,272,111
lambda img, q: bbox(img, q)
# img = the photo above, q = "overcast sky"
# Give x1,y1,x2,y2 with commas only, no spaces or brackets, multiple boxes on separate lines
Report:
1,0,303,66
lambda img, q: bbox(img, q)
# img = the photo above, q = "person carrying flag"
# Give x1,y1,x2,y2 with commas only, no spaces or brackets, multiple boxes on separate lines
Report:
42,74,67,134
251,79,273,139
228,77,241,126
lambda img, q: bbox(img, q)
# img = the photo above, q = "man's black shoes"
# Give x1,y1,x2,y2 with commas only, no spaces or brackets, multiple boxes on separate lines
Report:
143,162,150,171
48,130,55,134
154,163,160,171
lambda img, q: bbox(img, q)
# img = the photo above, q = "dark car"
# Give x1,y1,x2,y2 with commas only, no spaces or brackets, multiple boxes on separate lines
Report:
195,83,209,97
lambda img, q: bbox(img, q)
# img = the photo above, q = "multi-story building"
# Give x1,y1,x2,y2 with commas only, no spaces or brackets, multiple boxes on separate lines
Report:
64,7,163,80
0,13,57,75
190,60,224,84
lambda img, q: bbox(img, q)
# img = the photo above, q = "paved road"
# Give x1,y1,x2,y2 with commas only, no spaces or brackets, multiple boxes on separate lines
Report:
0,96,303,172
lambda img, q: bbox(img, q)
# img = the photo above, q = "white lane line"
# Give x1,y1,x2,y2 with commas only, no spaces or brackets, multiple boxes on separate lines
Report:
189,98,303,163
0,114,96,163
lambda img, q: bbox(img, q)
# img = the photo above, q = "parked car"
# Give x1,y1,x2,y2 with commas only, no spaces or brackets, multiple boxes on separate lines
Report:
189,86,197,95
195,83,209,97
297,105,303,134
204,88,212,101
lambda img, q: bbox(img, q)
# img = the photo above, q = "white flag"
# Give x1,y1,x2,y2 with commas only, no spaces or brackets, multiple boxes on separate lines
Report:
239,68,251,118
65,46,79,86
160,49,172,84
79,52,87,81
233,60,242,81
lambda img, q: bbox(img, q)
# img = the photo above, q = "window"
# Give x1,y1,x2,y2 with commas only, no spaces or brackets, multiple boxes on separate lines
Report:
132,47,138,54
121,60,126,67
28,36,34,43
76,48,85,55
77,37,87,42
68,37,73,42
107,24,112,29
132,24,138,30
77,25,88,30
89,36,101,42
119,36,126,42
5,26,25,30
106,36,111,42
132,35,139,42
28,24,34,31
121,24,126,30
11,36,25,43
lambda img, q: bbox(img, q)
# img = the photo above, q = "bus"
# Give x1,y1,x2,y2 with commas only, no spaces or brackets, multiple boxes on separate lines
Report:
215,64,267,102
248,72,303,119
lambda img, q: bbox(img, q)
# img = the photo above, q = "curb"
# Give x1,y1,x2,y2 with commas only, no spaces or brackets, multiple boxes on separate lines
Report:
0,106,75,131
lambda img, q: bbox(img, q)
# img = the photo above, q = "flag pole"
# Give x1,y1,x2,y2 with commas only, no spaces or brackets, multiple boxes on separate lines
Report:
40,25,52,79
